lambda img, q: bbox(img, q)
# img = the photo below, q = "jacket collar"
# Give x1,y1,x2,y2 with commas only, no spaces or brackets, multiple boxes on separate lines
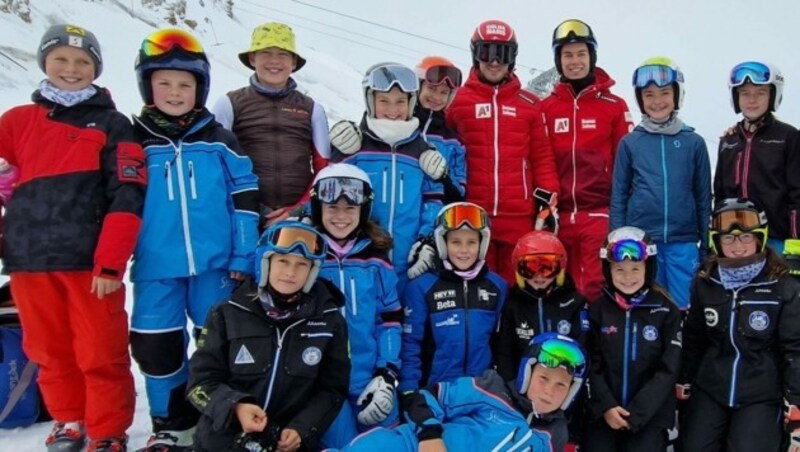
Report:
551,67,616,100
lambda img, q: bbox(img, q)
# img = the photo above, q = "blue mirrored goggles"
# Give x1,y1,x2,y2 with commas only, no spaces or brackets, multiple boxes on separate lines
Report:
314,177,370,206
600,238,655,262
633,64,683,89
365,64,419,93
729,61,774,87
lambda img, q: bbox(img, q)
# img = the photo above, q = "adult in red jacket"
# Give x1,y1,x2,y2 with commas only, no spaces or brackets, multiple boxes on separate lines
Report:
539,19,633,301
447,20,559,284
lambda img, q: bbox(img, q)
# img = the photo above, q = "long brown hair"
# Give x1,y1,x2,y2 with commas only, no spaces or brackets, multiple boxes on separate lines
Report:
361,219,393,251
698,246,788,280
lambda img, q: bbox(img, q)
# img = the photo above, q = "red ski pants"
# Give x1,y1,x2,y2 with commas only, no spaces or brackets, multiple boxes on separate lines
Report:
558,211,609,302
10,271,134,438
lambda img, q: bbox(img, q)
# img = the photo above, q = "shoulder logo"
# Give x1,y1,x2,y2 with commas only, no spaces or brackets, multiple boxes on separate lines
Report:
748,311,769,331
234,345,255,365
704,308,719,327
557,320,572,335
302,346,322,366
559,298,575,308
642,325,658,342
554,118,569,133
475,103,492,119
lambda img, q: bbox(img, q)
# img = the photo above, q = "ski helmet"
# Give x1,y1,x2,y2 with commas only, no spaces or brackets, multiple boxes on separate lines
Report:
600,226,658,294
728,61,784,114
470,20,518,70
362,62,419,119
254,220,328,294
416,56,462,108
511,231,567,289
135,28,210,109
516,333,587,411
310,163,374,234
632,56,685,113
709,198,769,254
551,19,597,76
433,202,491,261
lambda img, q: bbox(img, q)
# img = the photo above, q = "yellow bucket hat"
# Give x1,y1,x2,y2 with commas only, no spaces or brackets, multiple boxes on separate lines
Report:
238,22,307,72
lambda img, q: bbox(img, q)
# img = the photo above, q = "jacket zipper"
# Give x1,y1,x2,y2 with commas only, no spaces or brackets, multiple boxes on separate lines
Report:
728,287,742,407
399,172,405,205
570,94,582,220
522,159,529,200
188,161,197,200
462,279,470,375
622,310,631,405
742,135,754,199
537,298,545,334
165,161,175,201
734,152,742,186
381,167,388,204
388,149,397,237
174,142,196,276
262,319,305,410
492,87,500,216
350,276,357,317
660,135,669,241
632,322,638,362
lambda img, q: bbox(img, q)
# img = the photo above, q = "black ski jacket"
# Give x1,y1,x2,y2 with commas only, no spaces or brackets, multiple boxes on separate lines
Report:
187,278,349,451
681,265,800,408
586,288,682,432
714,114,800,240
495,275,589,382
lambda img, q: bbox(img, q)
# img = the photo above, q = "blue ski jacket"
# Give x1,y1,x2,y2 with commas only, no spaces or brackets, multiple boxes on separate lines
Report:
131,112,260,281
318,236,403,397
610,123,711,245
333,117,443,290
399,266,506,392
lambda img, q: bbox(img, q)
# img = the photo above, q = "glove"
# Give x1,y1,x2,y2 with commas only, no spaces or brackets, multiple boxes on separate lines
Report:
789,428,800,452
533,187,559,234
357,368,397,426
419,148,448,181
330,120,362,155
407,237,437,279
675,383,691,401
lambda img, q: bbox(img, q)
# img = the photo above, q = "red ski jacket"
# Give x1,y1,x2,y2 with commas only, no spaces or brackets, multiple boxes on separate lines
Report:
446,69,558,218
539,68,633,214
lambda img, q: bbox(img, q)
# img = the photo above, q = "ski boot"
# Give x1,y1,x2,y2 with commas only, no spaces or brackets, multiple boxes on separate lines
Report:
87,435,128,452
45,421,86,452
136,428,196,451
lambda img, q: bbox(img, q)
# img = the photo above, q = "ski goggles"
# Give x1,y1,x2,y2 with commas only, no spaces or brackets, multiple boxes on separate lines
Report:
364,64,419,93
552,19,593,44
534,335,586,376
517,254,563,279
600,239,656,262
711,208,765,233
315,177,370,206
633,64,683,89
729,61,777,87
140,28,204,58
473,42,516,65
259,223,326,260
437,203,489,231
422,65,463,88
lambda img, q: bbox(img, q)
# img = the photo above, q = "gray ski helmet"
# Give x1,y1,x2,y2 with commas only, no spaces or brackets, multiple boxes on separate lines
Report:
38,24,103,79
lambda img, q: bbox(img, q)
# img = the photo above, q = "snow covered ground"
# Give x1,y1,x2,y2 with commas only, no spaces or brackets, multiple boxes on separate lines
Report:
1,0,799,449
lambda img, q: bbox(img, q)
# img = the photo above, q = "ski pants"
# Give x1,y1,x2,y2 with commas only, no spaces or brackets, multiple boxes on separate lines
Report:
583,420,668,452
130,269,234,426
680,387,783,452
10,271,134,438
559,210,608,302
654,241,699,310
485,215,535,286
320,393,400,449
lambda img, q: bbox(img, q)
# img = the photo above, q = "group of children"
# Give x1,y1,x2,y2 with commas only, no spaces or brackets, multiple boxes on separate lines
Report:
0,16,799,452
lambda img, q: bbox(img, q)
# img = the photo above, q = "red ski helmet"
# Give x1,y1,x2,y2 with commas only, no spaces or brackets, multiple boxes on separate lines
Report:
470,20,518,70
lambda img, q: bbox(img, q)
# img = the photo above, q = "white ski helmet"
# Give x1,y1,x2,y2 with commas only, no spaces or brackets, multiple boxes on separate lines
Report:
631,56,685,112
728,61,784,113
433,202,491,262
362,62,419,119
310,163,374,229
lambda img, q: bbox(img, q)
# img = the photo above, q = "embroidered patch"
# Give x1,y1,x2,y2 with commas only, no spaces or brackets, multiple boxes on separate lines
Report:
475,103,492,119
302,346,322,366
554,118,569,133
116,142,147,184
748,311,769,331
704,308,719,327
643,325,658,342
581,118,596,130
502,105,517,117
557,320,572,335
234,345,255,364
601,325,618,335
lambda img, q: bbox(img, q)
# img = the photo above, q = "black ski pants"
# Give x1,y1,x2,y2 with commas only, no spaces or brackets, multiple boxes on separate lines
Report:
582,421,668,452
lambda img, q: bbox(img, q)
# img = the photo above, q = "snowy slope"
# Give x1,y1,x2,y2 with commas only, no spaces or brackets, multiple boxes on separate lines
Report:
1,0,799,449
